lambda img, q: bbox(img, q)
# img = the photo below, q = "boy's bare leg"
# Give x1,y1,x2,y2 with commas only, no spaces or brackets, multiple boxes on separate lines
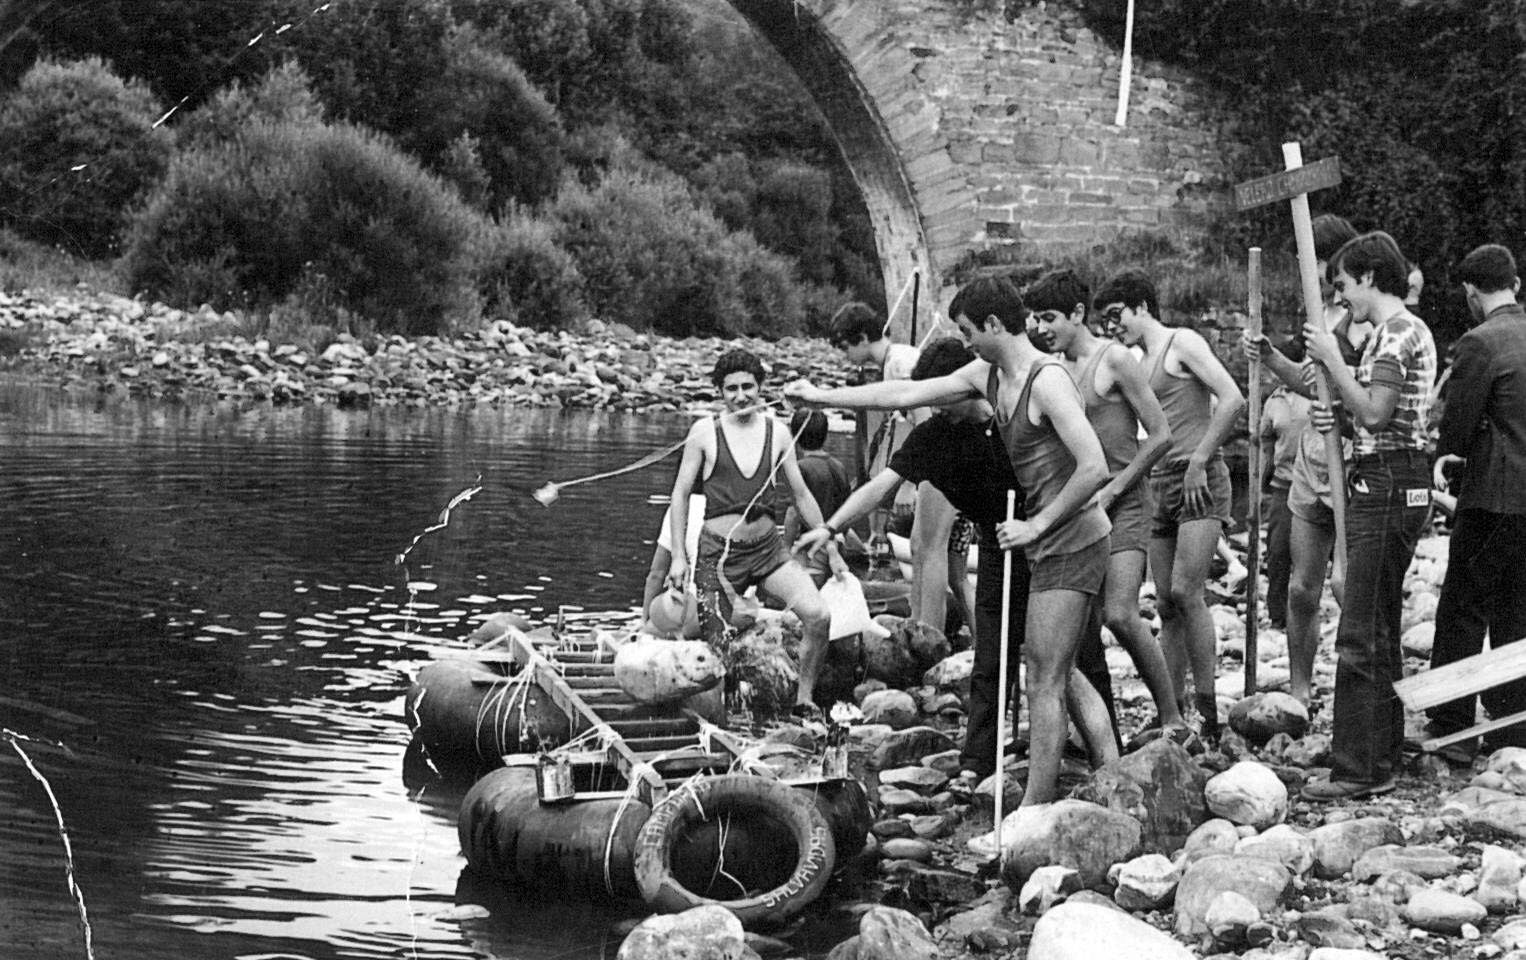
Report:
1022,588,1092,805
1166,519,1223,733
1103,549,1184,727
1147,534,1187,712
1066,666,1120,768
762,561,832,707
1287,515,1336,704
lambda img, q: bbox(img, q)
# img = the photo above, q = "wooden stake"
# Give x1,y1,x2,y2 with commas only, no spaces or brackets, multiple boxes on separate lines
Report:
1282,142,1348,582
1244,248,1262,697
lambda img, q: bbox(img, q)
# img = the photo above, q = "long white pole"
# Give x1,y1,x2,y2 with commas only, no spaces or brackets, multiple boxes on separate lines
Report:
991,489,1018,860
1114,0,1136,127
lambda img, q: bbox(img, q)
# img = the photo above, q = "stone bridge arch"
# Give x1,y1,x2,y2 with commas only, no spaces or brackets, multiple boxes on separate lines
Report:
723,0,1234,336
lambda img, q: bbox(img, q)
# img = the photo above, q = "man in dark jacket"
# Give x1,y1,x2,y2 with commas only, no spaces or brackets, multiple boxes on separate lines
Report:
1428,243,1526,751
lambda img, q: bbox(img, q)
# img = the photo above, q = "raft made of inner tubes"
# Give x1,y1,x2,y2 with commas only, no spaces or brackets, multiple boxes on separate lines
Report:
459,767,863,925
405,659,572,780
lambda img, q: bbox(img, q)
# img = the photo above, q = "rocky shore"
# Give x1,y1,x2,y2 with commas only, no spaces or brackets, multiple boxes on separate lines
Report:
613,533,1526,960
0,290,853,409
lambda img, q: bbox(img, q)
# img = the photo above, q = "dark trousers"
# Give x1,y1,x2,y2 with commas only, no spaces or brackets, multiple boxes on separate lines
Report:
1427,509,1526,741
1330,451,1429,784
960,521,1118,776
1264,485,1292,628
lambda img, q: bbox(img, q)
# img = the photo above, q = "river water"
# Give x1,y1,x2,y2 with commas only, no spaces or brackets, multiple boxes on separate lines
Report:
0,383,821,960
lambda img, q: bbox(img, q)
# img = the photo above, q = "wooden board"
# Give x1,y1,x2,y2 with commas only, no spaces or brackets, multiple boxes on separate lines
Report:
1234,156,1342,211
1393,640,1526,712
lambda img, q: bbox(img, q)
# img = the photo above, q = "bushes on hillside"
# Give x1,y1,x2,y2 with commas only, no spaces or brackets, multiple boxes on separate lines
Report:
121,119,490,335
0,57,173,257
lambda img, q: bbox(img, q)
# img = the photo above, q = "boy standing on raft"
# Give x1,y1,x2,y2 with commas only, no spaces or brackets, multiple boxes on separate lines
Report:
667,348,842,718
1026,269,1185,737
791,277,1112,805
1094,270,1245,740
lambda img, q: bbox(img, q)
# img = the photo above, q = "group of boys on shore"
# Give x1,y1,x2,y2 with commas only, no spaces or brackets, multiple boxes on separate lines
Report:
652,228,1526,814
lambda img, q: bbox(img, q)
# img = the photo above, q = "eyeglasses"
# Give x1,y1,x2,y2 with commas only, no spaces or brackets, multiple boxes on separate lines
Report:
1100,306,1125,325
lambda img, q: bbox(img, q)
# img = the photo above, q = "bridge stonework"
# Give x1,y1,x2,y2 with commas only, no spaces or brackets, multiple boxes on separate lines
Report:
727,0,1238,328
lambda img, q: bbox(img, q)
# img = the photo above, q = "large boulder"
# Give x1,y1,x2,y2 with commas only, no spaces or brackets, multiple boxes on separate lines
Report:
1479,845,1526,914
999,799,1143,888
1073,738,1208,855
1486,747,1526,793
1227,693,1310,745
870,726,957,770
1466,798,1526,841
859,689,918,730
1173,855,1292,937
1028,901,1196,960
856,905,938,960
1203,761,1288,830
1308,817,1404,879
922,650,974,703
1402,888,1488,934
618,904,746,960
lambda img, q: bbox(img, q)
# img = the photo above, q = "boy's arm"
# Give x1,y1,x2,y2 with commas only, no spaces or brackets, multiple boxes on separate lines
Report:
788,359,988,411
779,429,845,572
1179,331,1247,465
666,420,710,587
1102,348,1171,507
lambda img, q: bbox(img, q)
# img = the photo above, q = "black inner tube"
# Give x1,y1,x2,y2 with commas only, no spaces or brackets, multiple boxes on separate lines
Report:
668,808,800,898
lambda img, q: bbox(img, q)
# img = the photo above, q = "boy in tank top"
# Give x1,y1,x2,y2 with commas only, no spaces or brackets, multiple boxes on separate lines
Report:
1094,270,1246,740
789,278,1114,806
667,349,844,718
1027,268,1186,738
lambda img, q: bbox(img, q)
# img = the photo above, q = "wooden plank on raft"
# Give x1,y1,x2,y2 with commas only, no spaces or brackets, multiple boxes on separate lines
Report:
1421,709,1526,752
1392,640,1526,712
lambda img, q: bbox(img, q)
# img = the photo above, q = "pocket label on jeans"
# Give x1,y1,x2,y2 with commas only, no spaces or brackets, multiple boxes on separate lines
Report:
1406,488,1430,508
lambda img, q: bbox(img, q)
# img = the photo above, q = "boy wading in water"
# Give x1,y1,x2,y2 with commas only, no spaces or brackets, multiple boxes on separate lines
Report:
667,349,843,718
1300,232,1436,801
1094,271,1245,739
790,278,1114,805
1027,269,1186,737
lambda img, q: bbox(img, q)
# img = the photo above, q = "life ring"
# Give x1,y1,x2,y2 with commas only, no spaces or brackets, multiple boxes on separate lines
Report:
633,774,836,926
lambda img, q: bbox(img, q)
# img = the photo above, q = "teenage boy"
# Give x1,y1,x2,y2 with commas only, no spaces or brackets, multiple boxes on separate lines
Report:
1427,244,1526,754
1094,270,1245,738
830,302,970,639
783,409,852,587
1300,231,1436,800
791,278,1111,805
794,338,1121,785
1027,269,1185,735
667,348,843,717
1242,214,1366,704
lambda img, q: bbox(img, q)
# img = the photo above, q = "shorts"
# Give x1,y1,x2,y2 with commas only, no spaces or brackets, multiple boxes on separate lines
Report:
1028,535,1109,596
694,528,792,639
1148,457,1232,538
1106,484,1151,555
1287,449,1336,530
949,514,975,555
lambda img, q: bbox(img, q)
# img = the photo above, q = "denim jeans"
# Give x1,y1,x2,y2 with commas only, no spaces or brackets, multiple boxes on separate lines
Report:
960,522,1117,776
1329,450,1430,783
1426,510,1526,742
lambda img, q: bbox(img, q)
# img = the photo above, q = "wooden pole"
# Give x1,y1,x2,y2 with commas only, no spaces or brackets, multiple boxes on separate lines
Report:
1244,248,1263,697
991,489,1018,860
1281,142,1348,581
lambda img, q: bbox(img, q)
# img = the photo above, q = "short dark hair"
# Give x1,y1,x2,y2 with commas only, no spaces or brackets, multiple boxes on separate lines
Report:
948,277,1029,334
1025,268,1090,317
1330,231,1410,298
910,337,974,380
1312,214,1358,263
789,408,828,450
1457,244,1519,294
1093,270,1159,319
827,302,882,348
711,348,766,388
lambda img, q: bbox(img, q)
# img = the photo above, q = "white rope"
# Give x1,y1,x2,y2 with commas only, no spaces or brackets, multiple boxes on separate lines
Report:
4,729,94,960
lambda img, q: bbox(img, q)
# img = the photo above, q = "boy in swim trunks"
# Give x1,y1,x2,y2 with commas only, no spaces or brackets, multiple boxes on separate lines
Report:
1027,268,1185,737
667,349,843,715
1094,270,1245,739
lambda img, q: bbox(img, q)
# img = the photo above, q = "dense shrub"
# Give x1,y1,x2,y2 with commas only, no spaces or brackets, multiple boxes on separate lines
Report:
481,211,590,330
542,163,815,337
177,60,325,148
121,119,490,335
0,57,173,257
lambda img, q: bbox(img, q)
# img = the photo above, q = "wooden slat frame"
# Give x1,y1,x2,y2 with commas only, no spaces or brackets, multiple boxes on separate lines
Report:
1393,639,1526,750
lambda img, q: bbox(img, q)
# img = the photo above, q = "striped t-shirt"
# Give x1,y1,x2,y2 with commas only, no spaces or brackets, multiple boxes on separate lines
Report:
1353,312,1436,456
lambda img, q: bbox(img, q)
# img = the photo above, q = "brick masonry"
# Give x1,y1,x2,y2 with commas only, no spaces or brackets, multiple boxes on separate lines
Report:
727,0,1241,334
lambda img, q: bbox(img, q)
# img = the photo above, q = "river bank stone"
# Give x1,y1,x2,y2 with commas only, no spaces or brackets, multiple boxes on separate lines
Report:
1173,855,1291,937
1028,902,1196,960
1309,817,1404,879
617,904,746,959
1074,738,1207,855
998,799,1143,888
1204,761,1288,830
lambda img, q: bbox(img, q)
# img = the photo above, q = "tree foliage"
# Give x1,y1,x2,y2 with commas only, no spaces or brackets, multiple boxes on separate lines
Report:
0,56,172,256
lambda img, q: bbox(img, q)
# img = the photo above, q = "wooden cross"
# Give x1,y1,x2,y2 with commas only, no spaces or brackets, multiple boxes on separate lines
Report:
1234,145,1344,698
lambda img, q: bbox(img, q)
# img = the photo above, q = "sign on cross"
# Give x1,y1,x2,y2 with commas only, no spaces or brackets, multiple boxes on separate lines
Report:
1233,143,1345,698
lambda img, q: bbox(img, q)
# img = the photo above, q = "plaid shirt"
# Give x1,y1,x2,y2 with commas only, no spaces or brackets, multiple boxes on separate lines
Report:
1353,311,1436,456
